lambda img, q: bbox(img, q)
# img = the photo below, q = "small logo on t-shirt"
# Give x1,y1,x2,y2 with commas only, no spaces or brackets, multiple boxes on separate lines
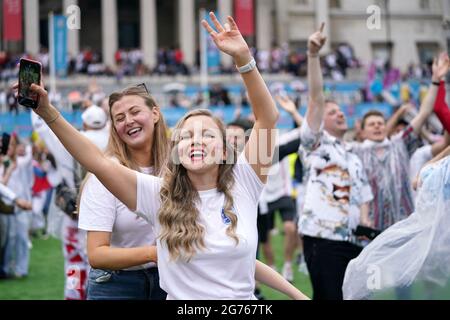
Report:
221,208,231,225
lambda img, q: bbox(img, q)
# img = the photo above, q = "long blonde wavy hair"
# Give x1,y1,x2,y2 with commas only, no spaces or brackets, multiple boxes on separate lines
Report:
107,86,169,176
159,109,239,261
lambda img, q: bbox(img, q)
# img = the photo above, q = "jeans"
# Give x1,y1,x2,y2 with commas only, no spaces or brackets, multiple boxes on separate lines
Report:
87,267,167,300
0,214,10,276
3,211,30,276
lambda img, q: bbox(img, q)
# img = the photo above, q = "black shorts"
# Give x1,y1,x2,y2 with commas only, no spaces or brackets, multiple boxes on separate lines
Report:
257,196,297,244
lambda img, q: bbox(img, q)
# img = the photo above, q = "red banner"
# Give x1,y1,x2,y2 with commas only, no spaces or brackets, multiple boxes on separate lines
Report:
234,0,254,37
3,0,23,41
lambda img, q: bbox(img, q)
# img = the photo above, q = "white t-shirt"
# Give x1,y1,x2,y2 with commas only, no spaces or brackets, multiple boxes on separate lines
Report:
7,145,34,206
259,129,300,207
259,158,292,205
0,182,16,203
78,167,156,270
80,128,109,152
136,154,265,300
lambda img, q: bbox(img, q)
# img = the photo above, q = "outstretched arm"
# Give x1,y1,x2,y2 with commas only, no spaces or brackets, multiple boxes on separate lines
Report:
255,260,310,300
0,183,32,211
16,83,139,210
305,23,327,133
202,13,279,183
1,160,16,185
431,132,450,157
410,53,449,134
426,141,450,167
385,103,413,136
0,183,16,202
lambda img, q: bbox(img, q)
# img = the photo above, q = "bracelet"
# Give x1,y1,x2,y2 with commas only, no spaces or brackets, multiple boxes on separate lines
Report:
236,57,257,74
432,81,442,86
45,112,60,125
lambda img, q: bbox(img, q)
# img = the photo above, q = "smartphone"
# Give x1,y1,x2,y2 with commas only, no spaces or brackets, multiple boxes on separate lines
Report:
18,58,42,109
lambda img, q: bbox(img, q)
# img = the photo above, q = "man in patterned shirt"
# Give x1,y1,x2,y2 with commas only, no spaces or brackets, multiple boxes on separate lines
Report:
299,24,373,300
353,53,449,231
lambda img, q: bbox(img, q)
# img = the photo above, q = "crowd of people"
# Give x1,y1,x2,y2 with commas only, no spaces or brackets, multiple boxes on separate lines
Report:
1,14,450,301
0,38,364,82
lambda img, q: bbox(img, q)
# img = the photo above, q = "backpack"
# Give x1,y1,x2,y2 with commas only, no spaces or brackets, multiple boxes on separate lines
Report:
54,157,85,220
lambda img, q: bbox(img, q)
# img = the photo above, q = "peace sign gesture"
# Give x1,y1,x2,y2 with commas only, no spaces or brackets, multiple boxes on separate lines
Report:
308,23,327,55
201,12,251,66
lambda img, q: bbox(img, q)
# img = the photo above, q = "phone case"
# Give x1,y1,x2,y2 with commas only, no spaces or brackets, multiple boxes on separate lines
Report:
18,58,42,109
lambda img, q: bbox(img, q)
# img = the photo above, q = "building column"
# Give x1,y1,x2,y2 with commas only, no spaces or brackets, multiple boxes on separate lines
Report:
140,0,158,69
25,0,40,55
315,0,330,53
444,0,450,52
275,0,289,45
63,0,80,58
178,0,195,67
102,0,118,67
218,0,233,68
256,0,272,51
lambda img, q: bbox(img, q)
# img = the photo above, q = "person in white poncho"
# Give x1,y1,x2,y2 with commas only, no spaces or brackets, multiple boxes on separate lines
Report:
343,147,450,300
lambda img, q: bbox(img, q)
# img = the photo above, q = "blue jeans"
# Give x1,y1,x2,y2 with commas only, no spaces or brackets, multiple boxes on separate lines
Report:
3,211,30,276
87,267,167,300
0,214,10,276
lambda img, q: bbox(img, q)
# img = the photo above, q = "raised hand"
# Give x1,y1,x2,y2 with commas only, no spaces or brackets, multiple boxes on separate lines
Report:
432,52,450,81
201,12,251,66
275,95,303,127
308,23,327,55
275,95,297,114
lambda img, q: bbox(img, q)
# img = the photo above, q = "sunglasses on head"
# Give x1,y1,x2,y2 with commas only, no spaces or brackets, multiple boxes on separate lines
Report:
136,83,149,94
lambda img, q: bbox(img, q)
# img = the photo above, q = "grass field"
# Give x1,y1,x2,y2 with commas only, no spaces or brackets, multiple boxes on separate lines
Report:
0,237,65,300
0,221,312,300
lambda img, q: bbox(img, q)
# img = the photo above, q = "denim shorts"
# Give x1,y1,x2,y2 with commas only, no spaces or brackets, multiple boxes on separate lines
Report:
87,267,167,300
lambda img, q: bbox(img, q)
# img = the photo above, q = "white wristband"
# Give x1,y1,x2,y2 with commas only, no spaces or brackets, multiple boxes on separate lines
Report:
236,58,256,74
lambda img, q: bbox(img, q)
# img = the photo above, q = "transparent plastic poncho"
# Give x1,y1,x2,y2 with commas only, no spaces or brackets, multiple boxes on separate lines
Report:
343,155,450,300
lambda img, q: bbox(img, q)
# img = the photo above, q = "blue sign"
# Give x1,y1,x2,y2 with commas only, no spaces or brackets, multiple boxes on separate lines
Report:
203,11,221,74
53,15,67,77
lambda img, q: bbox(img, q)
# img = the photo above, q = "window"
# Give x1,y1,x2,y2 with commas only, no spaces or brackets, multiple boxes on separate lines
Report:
330,0,341,9
417,42,439,64
419,0,430,10
371,42,393,65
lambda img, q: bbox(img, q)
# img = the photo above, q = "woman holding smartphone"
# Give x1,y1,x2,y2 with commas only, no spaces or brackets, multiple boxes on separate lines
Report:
78,85,169,300
20,13,309,300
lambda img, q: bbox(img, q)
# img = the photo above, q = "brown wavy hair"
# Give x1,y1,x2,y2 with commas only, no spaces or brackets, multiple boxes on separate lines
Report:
159,109,239,261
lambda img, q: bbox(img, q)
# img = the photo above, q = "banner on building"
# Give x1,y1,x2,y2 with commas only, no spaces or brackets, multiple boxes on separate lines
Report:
234,0,254,37
3,0,23,41
52,15,68,77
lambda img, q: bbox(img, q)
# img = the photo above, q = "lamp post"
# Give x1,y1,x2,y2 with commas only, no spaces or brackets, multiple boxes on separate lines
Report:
385,0,393,64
